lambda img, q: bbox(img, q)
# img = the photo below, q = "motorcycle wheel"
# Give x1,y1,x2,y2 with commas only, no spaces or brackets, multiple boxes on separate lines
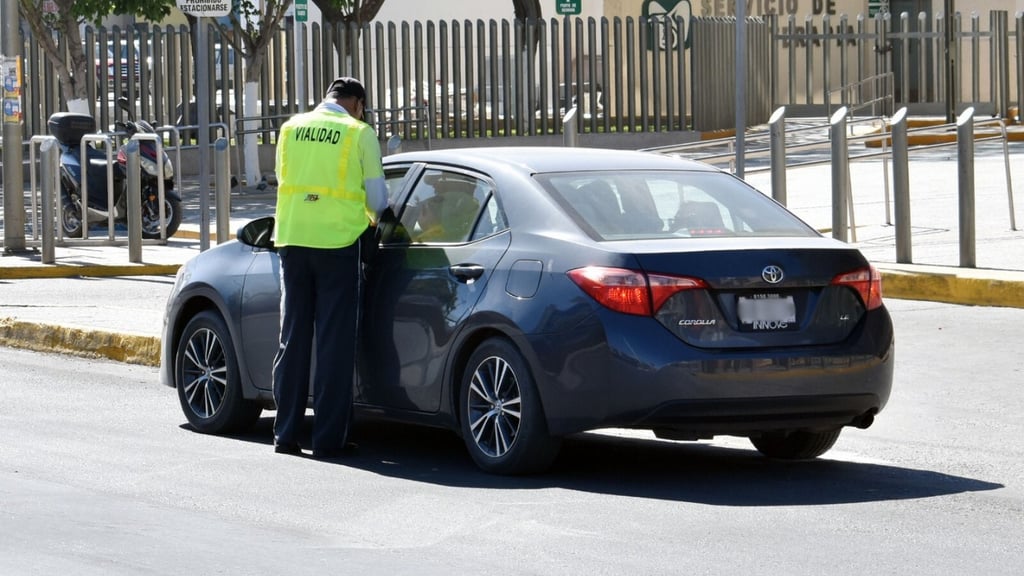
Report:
62,200,84,239
141,193,182,239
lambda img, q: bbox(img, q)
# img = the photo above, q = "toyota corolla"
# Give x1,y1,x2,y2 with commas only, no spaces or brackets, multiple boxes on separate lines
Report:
160,147,894,474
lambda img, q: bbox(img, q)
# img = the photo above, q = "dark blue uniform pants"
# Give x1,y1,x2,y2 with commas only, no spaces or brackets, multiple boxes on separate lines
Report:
272,243,360,453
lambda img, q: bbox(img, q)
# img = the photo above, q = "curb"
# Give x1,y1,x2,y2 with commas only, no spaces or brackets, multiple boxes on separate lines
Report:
174,228,234,242
877,266,1024,309
2,267,1022,369
0,317,160,366
0,263,180,280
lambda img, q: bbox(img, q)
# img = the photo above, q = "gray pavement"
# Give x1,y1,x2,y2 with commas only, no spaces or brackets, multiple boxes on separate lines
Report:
2,144,1024,365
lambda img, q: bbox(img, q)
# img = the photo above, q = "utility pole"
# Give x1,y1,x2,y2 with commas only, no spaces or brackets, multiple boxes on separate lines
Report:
734,0,746,179
2,0,27,253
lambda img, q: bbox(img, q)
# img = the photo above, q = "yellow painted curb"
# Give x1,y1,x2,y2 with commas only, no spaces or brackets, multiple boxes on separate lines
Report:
0,317,161,366
700,129,737,141
864,125,1024,148
879,268,1024,309
0,263,180,280
174,229,235,241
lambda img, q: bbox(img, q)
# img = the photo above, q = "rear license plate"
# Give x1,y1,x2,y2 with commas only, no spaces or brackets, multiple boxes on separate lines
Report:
737,294,796,329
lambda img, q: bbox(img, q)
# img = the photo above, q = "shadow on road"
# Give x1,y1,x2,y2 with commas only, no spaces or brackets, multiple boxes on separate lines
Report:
218,417,1003,507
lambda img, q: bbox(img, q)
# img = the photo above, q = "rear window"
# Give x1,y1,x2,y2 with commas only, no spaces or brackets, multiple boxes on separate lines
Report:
535,170,817,241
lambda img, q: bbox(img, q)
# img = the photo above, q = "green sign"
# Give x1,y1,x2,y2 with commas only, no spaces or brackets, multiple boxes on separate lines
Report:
295,0,308,22
868,0,889,17
557,0,580,16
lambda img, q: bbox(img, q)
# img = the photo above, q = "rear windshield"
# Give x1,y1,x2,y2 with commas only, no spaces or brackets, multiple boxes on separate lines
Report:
535,170,818,241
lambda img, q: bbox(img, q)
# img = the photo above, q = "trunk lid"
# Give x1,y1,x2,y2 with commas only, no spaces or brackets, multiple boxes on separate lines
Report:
627,238,873,349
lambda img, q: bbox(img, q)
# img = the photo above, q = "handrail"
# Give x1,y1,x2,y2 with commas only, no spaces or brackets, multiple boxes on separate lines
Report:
825,72,895,119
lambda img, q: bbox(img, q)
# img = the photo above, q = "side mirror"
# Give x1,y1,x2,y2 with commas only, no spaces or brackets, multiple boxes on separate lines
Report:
237,216,276,250
116,97,135,121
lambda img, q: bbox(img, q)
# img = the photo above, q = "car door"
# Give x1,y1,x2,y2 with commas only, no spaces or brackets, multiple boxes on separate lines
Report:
359,167,511,413
240,165,415,393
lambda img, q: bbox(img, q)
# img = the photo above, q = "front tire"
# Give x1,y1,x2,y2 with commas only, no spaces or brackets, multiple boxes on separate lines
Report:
460,338,561,475
175,310,261,434
142,191,182,239
750,428,842,460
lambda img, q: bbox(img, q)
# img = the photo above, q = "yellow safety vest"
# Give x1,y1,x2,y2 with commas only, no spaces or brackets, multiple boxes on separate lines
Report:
274,108,371,248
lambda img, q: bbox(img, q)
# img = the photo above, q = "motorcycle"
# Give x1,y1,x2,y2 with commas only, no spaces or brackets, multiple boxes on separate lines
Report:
47,97,182,240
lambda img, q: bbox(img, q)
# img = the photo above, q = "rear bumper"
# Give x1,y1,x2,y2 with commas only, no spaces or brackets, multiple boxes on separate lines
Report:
640,394,881,440
528,307,894,437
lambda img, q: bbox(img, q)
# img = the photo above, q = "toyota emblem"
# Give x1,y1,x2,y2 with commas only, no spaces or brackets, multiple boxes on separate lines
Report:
762,265,784,284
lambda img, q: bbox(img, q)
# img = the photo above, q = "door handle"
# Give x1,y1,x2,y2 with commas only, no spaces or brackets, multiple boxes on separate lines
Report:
449,263,485,282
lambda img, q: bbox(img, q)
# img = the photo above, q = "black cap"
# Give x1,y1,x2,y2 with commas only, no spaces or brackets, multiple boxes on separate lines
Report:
326,76,366,101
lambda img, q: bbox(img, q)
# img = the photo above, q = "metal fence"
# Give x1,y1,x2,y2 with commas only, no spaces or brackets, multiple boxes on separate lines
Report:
773,10,1022,119
9,11,1024,146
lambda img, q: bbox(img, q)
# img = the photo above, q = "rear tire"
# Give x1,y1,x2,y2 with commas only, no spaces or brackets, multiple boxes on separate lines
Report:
61,200,84,239
750,428,842,460
459,338,561,475
175,310,261,434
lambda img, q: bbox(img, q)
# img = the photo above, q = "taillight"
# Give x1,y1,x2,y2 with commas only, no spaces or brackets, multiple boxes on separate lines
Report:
832,266,883,310
567,266,707,316
648,273,708,311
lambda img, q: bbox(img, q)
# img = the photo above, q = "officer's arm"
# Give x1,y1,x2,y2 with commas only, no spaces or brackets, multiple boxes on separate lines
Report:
358,127,387,223
364,177,387,224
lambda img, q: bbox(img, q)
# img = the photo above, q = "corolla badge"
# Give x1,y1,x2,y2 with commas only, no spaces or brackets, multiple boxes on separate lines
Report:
761,265,784,284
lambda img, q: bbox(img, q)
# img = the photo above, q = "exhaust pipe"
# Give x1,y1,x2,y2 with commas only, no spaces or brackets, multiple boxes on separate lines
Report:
851,410,876,429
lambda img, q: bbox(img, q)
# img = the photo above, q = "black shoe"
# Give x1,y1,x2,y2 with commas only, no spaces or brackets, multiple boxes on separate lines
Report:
312,442,359,460
274,441,302,455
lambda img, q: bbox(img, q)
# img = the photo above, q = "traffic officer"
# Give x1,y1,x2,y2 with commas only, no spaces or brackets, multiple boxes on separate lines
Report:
271,76,387,458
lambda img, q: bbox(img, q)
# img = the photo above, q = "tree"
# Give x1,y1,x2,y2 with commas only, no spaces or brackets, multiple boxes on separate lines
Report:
18,0,175,113
209,0,293,186
310,0,385,83
312,0,387,29
213,0,293,85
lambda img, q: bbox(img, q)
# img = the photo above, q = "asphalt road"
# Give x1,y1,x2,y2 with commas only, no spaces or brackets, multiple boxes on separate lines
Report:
1,299,1022,575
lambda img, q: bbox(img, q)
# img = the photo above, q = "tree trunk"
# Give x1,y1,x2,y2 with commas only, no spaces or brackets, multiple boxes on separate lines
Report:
18,0,90,113
242,81,262,187
512,0,542,19
512,0,543,122
213,1,291,187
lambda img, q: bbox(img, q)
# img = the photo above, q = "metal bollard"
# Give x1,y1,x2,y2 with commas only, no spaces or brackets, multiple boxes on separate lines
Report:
80,133,118,241
125,140,143,263
768,107,787,205
563,107,578,147
830,107,850,242
891,108,912,263
39,138,59,264
214,137,231,244
957,107,976,268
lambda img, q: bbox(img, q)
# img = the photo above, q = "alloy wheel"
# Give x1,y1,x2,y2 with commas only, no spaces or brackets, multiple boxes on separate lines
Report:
467,355,523,458
180,327,228,419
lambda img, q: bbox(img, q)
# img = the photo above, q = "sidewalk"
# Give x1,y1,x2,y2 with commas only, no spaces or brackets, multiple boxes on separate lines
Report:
2,150,1023,366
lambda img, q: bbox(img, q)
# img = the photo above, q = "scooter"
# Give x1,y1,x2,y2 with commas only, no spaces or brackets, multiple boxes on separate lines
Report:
47,98,182,240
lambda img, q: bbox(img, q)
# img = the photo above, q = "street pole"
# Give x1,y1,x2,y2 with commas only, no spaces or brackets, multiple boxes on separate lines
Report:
944,0,956,122
197,18,211,251
2,0,27,253
734,0,746,179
